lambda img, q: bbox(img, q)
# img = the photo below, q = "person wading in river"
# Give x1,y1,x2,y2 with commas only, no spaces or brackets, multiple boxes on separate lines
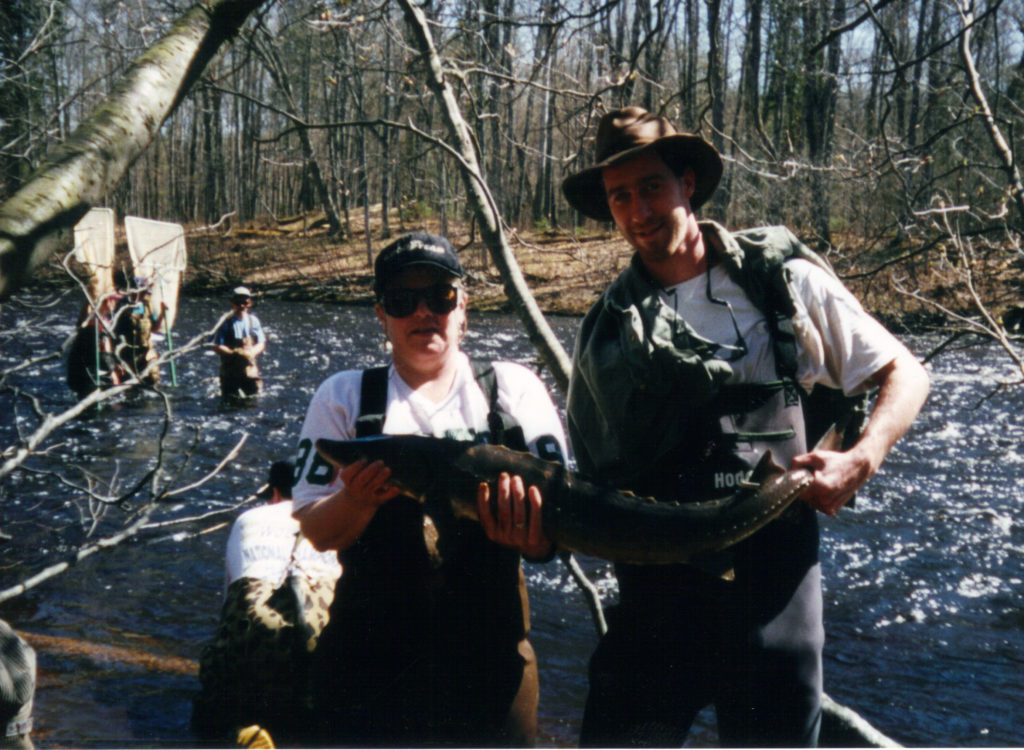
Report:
66,291,122,401
291,232,568,746
113,276,166,386
561,107,930,746
211,286,266,400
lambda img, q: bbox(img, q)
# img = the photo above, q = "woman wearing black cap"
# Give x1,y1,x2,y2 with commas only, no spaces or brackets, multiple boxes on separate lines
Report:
291,232,568,746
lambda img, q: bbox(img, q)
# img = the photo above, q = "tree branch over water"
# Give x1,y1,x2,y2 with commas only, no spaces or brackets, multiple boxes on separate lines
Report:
0,0,267,299
397,0,572,393
0,265,255,605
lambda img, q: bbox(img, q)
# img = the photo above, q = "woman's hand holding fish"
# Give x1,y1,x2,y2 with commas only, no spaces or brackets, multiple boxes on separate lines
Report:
339,458,402,509
296,458,402,552
477,472,553,560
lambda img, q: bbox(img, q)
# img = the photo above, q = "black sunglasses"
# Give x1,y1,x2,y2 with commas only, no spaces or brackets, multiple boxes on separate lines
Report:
380,283,459,318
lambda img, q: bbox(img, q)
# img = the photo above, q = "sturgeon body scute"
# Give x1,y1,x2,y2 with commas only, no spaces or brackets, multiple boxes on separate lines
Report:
314,436,813,564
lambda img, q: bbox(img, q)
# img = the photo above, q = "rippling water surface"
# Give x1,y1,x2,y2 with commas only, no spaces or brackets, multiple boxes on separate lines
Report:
1,289,1022,747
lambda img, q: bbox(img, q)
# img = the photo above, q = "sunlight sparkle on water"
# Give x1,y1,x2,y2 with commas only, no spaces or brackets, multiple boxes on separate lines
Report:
930,421,964,442
528,564,619,600
956,573,1003,599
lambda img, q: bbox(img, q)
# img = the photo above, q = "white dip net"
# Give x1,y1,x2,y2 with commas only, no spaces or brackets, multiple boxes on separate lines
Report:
124,216,188,330
72,208,116,301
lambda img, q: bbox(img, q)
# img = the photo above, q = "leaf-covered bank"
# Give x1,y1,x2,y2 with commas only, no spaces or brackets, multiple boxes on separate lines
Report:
182,217,1024,334
35,210,1023,333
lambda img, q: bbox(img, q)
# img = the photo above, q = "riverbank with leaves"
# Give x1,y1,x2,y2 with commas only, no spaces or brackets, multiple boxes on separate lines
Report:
170,213,1023,334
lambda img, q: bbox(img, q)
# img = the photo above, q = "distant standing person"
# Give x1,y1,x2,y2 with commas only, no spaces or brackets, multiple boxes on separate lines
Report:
114,277,167,385
66,291,121,400
212,286,266,399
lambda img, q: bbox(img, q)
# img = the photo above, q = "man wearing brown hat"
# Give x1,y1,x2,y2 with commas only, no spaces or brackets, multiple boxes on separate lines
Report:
563,107,929,746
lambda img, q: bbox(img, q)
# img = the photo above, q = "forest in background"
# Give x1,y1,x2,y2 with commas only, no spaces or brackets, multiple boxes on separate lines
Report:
2,0,1022,263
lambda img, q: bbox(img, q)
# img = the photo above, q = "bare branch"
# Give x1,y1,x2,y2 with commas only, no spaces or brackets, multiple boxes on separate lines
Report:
956,0,1024,227
397,0,572,393
0,504,156,604
165,434,249,498
0,0,267,298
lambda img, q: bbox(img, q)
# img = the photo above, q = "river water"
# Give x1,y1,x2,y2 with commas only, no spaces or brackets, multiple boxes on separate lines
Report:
1,289,1022,747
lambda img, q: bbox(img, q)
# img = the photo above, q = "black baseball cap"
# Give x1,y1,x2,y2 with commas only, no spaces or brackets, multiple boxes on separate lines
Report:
373,233,465,297
259,460,295,499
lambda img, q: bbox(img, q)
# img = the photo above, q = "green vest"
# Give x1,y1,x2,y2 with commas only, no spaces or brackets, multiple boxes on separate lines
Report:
567,222,867,494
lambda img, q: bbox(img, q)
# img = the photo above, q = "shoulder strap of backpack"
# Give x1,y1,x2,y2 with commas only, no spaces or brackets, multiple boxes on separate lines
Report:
715,225,869,450
355,365,390,437
716,225,803,382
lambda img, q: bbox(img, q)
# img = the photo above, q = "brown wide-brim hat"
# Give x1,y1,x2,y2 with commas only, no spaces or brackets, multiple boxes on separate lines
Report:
561,107,723,222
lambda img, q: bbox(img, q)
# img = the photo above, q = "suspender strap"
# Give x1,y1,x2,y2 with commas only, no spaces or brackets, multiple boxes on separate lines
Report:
355,365,389,437
354,361,525,450
469,359,504,442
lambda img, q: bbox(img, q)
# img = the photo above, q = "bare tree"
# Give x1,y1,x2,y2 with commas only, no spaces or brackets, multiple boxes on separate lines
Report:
251,22,344,235
0,0,266,299
397,0,571,392
957,0,1024,227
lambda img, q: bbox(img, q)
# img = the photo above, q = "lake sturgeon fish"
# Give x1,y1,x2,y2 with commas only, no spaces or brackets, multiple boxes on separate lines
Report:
314,436,814,564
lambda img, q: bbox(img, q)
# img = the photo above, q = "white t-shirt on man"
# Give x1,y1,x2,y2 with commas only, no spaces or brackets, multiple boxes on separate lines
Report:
660,258,906,395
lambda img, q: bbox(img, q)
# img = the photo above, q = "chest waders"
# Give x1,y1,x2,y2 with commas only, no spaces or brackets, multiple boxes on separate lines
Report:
354,360,529,450
126,304,155,380
218,317,260,397
717,229,869,458
634,235,867,508
315,362,537,744
342,360,529,639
